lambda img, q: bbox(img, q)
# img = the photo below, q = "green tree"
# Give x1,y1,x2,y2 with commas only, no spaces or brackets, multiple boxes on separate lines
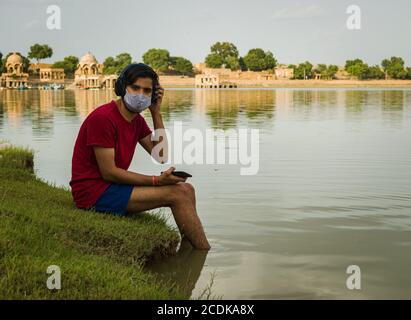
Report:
316,64,339,80
52,55,79,77
406,67,411,80
22,56,30,73
0,52,3,73
238,57,247,71
115,53,132,71
102,53,132,75
368,65,385,79
171,56,193,75
314,64,327,75
142,49,170,73
326,65,339,79
28,44,53,64
226,56,241,71
264,52,277,70
204,53,223,68
313,64,339,80
345,59,370,79
243,49,265,71
243,48,277,71
346,60,386,80
381,57,407,79
205,42,239,70
354,64,370,80
292,61,313,79
345,59,364,71
102,56,117,75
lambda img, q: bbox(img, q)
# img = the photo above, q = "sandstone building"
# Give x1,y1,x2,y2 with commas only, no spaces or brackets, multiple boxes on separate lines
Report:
74,52,117,89
194,63,295,88
39,67,65,83
0,53,29,88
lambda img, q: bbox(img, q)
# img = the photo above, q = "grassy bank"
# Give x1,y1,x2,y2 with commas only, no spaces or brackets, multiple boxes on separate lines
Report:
0,146,185,299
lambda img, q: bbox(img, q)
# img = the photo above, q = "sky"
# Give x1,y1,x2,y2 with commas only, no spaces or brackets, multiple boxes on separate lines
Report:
1,0,411,66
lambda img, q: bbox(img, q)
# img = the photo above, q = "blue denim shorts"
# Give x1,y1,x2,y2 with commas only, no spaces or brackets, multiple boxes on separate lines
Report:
94,184,134,216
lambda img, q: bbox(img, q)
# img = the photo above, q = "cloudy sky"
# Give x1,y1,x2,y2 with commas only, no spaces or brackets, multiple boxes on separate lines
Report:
1,0,410,66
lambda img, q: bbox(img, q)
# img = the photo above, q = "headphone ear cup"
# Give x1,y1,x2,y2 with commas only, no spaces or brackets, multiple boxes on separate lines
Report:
114,76,125,97
115,63,137,97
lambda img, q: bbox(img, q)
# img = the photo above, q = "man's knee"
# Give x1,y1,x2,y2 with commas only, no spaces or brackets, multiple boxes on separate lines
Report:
170,182,195,204
179,182,195,195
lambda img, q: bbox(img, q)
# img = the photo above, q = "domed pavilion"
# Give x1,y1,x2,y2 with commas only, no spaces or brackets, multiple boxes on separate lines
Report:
0,53,29,89
74,52,117,89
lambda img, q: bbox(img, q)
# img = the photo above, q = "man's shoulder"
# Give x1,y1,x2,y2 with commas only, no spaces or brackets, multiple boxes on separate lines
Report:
86,100,117,122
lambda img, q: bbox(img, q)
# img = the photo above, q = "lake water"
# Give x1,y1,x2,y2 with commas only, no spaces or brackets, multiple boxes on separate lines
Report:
1,88,411,299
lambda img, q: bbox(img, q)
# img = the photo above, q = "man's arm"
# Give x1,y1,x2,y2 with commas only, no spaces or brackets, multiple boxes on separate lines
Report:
94,147,153,185
94,146,183,186
140,85,168,163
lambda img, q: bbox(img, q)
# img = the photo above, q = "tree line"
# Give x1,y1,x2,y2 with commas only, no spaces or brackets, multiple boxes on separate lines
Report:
1,42,411,80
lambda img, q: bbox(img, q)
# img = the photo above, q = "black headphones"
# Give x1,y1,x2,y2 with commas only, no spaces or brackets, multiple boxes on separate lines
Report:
114,63,159,104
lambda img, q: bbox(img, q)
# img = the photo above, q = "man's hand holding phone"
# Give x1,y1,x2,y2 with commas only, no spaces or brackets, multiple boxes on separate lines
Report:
158,167,187,185
149,83,164,114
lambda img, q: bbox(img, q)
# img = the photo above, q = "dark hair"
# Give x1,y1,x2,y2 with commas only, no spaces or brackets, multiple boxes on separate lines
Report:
114,63,159,99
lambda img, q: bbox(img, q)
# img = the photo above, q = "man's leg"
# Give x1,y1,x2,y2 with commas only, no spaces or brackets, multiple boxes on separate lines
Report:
126,182,211,250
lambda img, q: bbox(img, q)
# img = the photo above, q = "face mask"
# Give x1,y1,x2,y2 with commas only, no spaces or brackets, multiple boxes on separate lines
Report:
123,89,152,113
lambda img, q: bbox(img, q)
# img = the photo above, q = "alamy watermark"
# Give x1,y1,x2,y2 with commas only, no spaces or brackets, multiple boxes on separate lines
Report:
346,5,361,30
46,265,61,290
46,5,61,30
150,122,260,176
346,265,361,290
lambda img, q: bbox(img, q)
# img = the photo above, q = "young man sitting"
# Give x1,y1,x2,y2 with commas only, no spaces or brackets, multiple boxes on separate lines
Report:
70,63,210,250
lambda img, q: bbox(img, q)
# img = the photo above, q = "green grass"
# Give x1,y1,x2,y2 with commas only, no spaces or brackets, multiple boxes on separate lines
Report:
0,145,34,172
0,146,186,299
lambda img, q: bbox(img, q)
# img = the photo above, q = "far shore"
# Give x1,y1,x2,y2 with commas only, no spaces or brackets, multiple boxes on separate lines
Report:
158,76,411,89
3,77,411,91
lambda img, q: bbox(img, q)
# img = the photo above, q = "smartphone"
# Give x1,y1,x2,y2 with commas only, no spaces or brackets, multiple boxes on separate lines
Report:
152,81,159,104
172,171,192,178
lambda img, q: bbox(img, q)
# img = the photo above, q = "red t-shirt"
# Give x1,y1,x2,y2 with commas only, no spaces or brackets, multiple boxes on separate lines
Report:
70,100,152,209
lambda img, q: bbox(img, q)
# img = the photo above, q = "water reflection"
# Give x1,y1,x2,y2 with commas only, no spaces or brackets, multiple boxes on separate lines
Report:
73,89,117,117
380,91,405,129
195,89,276,129
145,239,208,299
1,89,407,132
161,90,194,121
381,90,405,110
1,90,32,128
345,90,369,113
32,91,65,137
291,90,339,107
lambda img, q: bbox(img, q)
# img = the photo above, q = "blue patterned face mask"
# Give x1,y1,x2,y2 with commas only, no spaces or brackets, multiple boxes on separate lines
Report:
123,89,151,113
